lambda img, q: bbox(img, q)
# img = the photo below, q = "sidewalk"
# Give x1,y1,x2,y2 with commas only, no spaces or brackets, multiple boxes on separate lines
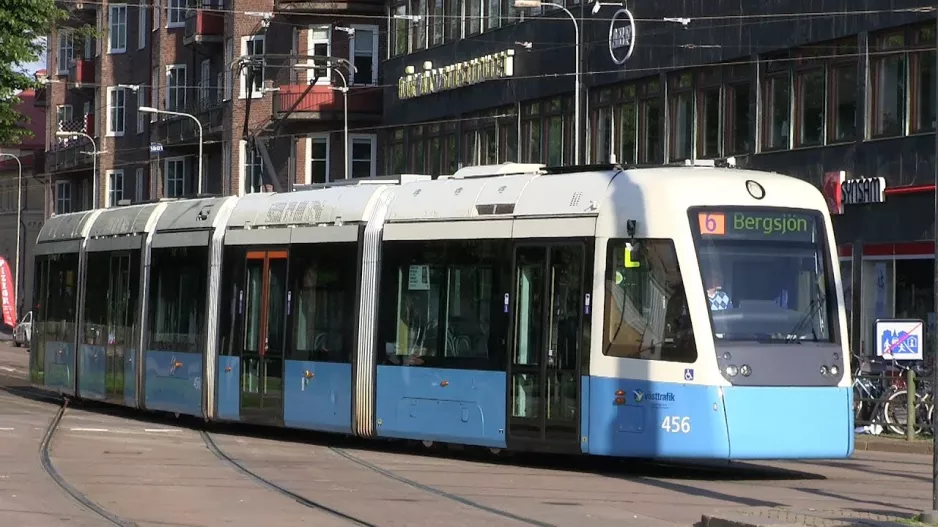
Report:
854,433,934,455
700,506,923,526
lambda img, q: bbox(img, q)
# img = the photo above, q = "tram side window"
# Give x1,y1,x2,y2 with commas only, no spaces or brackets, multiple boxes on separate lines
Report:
82,253,112,345
288,244,358,363
147,247,208,354
35,253,79,341
378,240,507,370
603,239,697,363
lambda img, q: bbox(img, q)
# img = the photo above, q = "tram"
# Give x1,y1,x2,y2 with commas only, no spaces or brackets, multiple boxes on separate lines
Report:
28,162,853,460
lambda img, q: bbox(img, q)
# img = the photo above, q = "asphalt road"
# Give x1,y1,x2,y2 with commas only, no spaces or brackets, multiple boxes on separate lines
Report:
0,343,929,527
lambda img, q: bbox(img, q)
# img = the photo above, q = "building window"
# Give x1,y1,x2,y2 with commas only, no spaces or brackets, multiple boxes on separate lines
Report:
348,134,377,178
164,157,189,198
391,4,408,56
591,90,614,164
411,0,428,50
167,0,185,26
307,133,329,184
829,61,858,143
200,59,211,104
912,25,936,133
138,4,147,49
308,26,331,84
350,25,378,85
871,33,907,138
56,32,74,74
243,141,264,193
54,181,72,214
616,85,638,165
56,105,74,129
521,102,542,163
241,35,265,98
106,87,126,136
466,0,482,35
135,167,145,202
519,97,569,166
668,72,694,161
108,4,128,53
639,79,662,164
107,169,124,207
387,128,405,174
697,70,722,159
725,81,751,155
222,141,231,194
761,57,791,151
167,64,186,112
224,38,232,100
446,0,461,41
794,54,825,148
429,0,443,46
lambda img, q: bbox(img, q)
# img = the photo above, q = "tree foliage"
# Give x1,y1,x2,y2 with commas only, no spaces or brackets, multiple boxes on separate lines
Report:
0,0,68,145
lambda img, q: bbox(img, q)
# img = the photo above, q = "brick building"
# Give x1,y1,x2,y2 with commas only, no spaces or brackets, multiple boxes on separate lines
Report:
41,0,385,213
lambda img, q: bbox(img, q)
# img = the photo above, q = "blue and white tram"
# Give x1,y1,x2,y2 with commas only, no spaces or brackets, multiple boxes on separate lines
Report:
28,163,853,460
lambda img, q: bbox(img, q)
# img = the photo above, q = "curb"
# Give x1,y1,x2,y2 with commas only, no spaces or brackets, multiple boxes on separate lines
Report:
854,435,934,455
699,509,915,527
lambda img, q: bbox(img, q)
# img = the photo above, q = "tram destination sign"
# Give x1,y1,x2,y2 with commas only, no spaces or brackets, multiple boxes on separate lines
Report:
397,50,515,100
695,209,819,243
608,8,636,65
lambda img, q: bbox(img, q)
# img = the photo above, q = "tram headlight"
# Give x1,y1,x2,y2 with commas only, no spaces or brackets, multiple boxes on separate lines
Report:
830,365,839,376
739,364,751,377
820,365,829,376
726,365,739,377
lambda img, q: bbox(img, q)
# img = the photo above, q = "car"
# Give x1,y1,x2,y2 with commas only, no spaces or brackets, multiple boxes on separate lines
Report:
13,310,32,349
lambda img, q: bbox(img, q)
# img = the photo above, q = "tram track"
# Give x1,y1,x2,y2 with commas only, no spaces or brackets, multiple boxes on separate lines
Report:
39,399,138,527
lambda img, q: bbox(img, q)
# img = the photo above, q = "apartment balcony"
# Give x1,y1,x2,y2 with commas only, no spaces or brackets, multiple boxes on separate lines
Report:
272,85,382,121
183,8,224,46
275,0,383,14
48,114,96,173
68,58,95,87
149,95,225,147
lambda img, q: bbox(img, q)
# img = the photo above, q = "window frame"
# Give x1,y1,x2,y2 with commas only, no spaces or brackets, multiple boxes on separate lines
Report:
163,156,189,198
307,25,332,85
108,4,128,54
135,167,145,202
106,86,126,136
240,34,266,99
138,4,147,49
305,133,330,184
869,30,909,139
240,140,264,194
136,88,146,134
759,54,793,152
106,169,125,207
350,24,379,85
667,72,695,162
54,180,72,215
56,31,74,74
166,63,187,112
638,79,663,164
695,69,723,160
347,133,377,179
224,38,233,100
166,0,186,27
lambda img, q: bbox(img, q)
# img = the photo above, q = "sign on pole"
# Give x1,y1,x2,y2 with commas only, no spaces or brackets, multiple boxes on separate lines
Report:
149,142,164,154
513,0,541,7
608,8,636,65
874,318,925,361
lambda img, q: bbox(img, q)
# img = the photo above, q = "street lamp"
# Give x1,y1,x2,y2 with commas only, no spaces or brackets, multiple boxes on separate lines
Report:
138,106,204,195
331,65,358,181
0,153,22,316
55,131,98,209
515,0,581,164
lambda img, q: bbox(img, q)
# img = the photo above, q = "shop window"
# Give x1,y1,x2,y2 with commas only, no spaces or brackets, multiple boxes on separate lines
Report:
591,89,613,164
410,125,427,174
521,102,542,163
895,259,935,355
498,121,518,163
860,260,895,356
724,82,751,155
697,77,721,159
792,48,825,148
668,73,694,162
616,85,638,165
638,79,662,164
387,128,405,175
463,109,513,167
761,56,791,151
870,33,907,138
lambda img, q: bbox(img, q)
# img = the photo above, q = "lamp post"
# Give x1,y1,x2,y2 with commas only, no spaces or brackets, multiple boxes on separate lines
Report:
535,1,581,165
332,68,351,180
138,107,204,195
55,131,98,209
0,153,22,316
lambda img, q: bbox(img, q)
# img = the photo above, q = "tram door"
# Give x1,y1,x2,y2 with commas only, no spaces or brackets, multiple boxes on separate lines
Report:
240,250,288,425
508,243,585,451
104,253,134,404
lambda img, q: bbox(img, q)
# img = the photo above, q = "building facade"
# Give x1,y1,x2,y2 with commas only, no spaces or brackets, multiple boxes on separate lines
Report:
380,0,938,356
42,0,386,214
0,85,48,315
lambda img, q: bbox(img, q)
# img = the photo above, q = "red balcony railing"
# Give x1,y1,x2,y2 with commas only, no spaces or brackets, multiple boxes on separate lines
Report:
69,59,95,85
184,9,224,45
273,85,382,118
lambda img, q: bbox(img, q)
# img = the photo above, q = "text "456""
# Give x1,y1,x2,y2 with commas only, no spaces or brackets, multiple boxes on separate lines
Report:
660,416,691,434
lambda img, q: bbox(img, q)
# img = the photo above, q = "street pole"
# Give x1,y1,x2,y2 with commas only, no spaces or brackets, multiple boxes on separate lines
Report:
536,2,579,164
137,107,203,194
0,153,22,316
933,3,938,513
334,69,350,180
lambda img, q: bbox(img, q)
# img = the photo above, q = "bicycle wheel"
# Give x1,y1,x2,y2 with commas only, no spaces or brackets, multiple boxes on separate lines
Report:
883,390,927,436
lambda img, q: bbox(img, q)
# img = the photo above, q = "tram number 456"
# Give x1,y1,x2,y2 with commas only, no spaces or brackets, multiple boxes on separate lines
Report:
661,416,691,434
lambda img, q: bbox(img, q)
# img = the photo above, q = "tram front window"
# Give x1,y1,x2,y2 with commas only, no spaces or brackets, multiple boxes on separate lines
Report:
691,208,836,343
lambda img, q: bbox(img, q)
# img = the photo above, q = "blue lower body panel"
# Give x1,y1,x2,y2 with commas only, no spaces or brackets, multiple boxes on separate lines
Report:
375,366,506,448
44,340,75,394
144,350,202,416
283,361,352,433
586,375,852,460
78,344,106,400
216,356,240,421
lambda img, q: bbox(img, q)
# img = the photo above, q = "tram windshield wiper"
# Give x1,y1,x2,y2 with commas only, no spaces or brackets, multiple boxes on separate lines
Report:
784,282,825,344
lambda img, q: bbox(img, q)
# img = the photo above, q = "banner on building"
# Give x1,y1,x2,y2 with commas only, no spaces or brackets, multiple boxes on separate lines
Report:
0,257,16,328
